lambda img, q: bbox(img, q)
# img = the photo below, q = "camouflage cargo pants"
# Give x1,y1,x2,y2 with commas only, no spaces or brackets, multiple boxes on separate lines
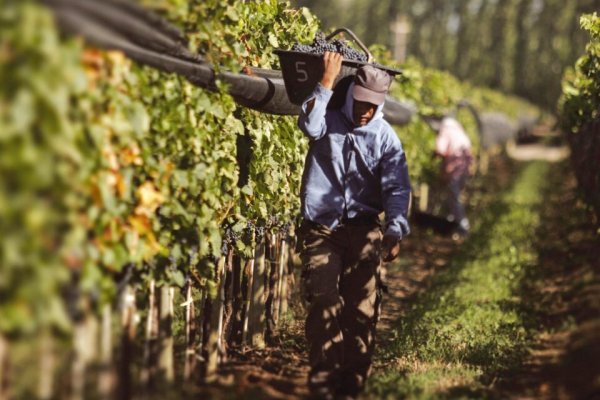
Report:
298,219,383,398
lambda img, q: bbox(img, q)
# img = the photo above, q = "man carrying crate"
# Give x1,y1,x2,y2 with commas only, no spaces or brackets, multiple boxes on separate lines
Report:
297,51,411,399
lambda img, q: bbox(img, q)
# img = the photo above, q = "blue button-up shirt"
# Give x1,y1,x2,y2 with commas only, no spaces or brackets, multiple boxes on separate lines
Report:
298,83,411,239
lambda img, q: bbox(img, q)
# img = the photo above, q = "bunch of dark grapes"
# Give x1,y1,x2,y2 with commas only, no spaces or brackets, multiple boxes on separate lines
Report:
247,220,265,240
266,215,281,231
291,32,368,62
246,220,255,233
280,221,292,239
255,225,265,239
221,227,239,256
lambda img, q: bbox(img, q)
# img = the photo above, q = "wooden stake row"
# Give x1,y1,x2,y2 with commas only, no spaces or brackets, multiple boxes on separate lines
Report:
205,231,293,377
1,229,296,399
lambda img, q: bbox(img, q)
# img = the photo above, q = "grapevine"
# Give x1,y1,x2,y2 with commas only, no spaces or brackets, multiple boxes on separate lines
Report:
560,13,600,219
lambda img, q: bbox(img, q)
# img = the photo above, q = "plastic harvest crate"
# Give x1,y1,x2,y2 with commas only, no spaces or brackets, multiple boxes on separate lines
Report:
274,28,402,106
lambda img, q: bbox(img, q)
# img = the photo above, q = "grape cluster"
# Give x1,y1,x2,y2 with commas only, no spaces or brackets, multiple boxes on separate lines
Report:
221,227,240,255
255,225,265,239
207,254,219,265
291,32,368,62
247,221,266,240
221,221,269,254
277,221,289,237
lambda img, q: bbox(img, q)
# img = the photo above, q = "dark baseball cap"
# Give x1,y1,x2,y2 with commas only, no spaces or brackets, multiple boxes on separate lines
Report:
352,65,392,105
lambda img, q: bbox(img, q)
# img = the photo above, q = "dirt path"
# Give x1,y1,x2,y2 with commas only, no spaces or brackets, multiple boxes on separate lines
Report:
185,230,460,400
377,235,456,333
186,306,310,399
498,170,600,400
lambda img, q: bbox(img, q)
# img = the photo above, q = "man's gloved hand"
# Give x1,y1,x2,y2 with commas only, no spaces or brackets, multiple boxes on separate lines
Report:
381,234,401,262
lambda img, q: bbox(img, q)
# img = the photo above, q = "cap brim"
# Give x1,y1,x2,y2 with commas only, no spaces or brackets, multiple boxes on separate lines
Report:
352,85,386,105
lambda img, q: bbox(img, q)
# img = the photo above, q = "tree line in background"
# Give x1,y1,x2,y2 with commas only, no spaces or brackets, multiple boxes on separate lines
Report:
292,0,600,111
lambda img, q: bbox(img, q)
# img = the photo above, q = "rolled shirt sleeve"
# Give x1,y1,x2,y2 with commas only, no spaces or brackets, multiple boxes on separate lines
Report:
380,128,411,239
297,83,333,141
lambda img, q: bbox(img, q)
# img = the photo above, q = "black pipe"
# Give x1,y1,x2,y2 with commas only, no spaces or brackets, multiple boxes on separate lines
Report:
44,0,414,123
50,5,299,115
43,0,202,63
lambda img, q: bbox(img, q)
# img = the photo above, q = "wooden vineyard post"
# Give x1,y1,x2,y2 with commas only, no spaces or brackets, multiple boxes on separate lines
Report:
183,283,196,382
270,234,279,325
158,286,175,383
198,290,207,346
287,225,303,310
0,334,8,400
230,256,248,344
117,285,137,400
278,235,290,319
419,183,429,212
140,279,158,388
98,303,115,399
220,250,235,353
205,256,226,382
248,235,266,349
38,329,54,400
241,257,254,345
273,234,285,324
200,292,210,374
231,254,244,345
71,304,98,400
71,323,85,400
265,233,279,339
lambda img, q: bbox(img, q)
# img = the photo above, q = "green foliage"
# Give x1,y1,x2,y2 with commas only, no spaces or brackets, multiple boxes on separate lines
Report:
179,0,319,71
560,13,600,131
156,0,319,253
0,1,86,335
581,12,600,40
0,0,320,335
559,12,600,218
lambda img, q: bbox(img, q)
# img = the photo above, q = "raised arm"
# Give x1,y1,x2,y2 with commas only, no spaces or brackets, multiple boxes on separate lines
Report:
297,51,342,141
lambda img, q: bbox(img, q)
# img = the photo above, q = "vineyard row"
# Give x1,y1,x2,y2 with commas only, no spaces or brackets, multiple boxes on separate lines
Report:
0,1,550,398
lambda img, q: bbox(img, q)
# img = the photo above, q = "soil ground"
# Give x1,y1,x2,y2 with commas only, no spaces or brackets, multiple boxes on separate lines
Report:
186,234,459,400
496,168,600,400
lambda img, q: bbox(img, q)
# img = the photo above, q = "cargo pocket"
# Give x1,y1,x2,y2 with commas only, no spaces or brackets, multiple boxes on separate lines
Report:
300,263,313,306
298,226,320,306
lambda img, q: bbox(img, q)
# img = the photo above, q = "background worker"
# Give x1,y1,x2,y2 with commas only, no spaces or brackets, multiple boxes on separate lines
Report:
432,115,473,238
296,51,411,399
